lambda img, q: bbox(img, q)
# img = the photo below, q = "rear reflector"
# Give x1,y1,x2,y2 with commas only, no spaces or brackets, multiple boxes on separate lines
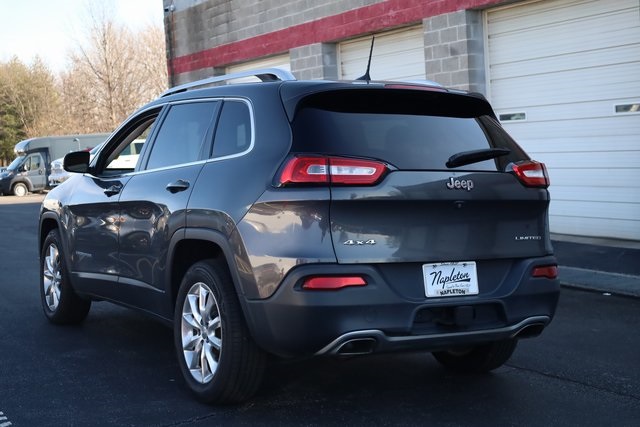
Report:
302,276,367,290
279,156,387,186
511,161,550,188
532,265,558,279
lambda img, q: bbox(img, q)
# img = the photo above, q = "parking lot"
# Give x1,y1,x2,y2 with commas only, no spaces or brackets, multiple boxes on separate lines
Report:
0,194,638,426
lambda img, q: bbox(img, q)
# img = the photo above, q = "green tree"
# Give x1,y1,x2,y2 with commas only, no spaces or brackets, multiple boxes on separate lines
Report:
0,57,63,164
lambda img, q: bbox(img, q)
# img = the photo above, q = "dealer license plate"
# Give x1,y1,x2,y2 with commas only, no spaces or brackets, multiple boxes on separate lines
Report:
422,261,479,298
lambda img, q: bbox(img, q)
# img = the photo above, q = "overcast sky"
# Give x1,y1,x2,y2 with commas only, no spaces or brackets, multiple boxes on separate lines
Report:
0,0,165,73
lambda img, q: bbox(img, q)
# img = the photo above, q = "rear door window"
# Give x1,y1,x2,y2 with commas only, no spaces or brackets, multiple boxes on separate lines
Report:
145,101,218,170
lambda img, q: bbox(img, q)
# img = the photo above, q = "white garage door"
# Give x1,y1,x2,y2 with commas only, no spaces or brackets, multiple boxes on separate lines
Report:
486,0,640,240
340,26,425,81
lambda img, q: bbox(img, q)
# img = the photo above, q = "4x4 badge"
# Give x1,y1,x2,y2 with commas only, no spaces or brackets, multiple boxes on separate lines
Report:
343,239,376,246
446,177,474,191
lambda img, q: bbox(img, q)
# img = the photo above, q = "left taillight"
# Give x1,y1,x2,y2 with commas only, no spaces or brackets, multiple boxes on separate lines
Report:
278,156,388,186
511,160,550,188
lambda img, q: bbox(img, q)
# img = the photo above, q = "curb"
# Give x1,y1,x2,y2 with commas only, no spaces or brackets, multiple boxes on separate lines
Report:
559,266,640,298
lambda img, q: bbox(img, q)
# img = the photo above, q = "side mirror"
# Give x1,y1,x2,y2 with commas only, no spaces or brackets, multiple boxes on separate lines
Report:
63,151,91,173
19,165,28,172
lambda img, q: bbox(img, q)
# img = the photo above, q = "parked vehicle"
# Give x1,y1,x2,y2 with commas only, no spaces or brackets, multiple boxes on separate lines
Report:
39,69,560,404
0,133,109,196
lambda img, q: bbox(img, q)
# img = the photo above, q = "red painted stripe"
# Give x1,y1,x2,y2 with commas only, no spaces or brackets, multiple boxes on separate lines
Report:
171,0,501,75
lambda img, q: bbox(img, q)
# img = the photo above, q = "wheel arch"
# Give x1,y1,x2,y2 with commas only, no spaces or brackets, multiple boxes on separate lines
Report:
168,228,256,327
12,179,31,194
39,213,63,252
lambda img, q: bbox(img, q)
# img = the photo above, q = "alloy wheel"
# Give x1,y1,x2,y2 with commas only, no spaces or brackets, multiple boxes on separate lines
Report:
180,282,222,384
43,243,62,311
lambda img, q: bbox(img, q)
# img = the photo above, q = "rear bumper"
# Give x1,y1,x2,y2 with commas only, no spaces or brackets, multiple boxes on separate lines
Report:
316,316,550,356
242,256,560,358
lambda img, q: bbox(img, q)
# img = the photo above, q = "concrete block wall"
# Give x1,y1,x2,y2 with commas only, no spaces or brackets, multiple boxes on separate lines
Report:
165,0,385,59
423,10,486,93
290,43,339,80
164,0,499,89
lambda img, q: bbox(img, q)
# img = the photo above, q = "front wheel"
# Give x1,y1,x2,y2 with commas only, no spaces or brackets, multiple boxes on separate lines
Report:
40,229,91,324
432,339,518,373
174,259,266,404
13,182,28,197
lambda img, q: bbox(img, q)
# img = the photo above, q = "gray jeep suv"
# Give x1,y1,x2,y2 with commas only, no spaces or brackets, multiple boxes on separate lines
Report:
39,69,560,404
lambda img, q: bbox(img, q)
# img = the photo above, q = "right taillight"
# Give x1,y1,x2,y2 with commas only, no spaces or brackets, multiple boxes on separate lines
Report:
511,160,550,188
278,155,388,186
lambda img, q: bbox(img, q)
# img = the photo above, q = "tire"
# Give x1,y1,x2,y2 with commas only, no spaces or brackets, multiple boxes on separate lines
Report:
13,182,28,197
174,259,266,404
432,339,518,373
40,229,91,324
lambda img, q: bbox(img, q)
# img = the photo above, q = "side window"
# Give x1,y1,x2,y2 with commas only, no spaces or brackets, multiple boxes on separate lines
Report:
145,102,218,170
105,115,158,172
212,101,252,158
26,155,41,171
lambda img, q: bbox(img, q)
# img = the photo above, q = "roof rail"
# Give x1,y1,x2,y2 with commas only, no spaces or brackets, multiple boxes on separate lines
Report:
161,68,296,97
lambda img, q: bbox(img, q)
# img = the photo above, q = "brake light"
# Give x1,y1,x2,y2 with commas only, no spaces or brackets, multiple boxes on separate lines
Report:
511,161,550,188
302,276,367,290
279,156,387,186
384,83,447,92
532,265,558,279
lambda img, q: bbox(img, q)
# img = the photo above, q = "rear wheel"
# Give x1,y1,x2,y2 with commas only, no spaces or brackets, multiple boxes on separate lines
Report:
432,339,518,373
40,229,91,324
13,182,28,197
174,259,266,404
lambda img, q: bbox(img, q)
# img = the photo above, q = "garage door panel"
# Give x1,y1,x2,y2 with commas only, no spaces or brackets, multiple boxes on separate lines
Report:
550,200,640,222
551,186,640,204
490,44,640,81
497,100,640,123
504,116,640,140
546,168,638,188
487,0,637,33
506,136,640,154
550,216,640,240
489,15,637,64
529,151,640,169
491,63,640,107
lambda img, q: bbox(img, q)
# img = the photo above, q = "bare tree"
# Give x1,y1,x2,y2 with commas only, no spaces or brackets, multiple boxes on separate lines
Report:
61,2,167,133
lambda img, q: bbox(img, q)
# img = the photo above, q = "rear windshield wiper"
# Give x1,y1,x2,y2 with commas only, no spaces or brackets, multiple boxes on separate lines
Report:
446,148,511,168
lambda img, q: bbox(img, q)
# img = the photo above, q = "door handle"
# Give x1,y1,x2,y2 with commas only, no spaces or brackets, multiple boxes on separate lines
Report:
104,184,122,197
166,179,190,193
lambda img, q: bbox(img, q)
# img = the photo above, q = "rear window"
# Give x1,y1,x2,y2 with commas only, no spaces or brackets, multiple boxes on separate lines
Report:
291,89,528,171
